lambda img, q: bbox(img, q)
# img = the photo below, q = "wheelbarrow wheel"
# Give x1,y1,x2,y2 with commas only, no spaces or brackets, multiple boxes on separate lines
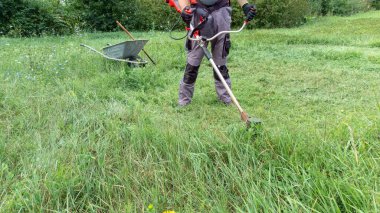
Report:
126,56,147,67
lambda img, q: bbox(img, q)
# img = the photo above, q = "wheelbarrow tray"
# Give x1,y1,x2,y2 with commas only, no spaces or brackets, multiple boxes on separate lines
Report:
103,40,148,59
80,39,149,65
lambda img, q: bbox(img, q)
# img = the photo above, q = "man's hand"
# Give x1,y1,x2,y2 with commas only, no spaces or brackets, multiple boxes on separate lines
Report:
242,3,257,21
181,6,193,25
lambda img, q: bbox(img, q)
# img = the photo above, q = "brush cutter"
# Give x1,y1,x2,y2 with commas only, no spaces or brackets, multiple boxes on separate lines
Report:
165,0,261,129
188,23,261,128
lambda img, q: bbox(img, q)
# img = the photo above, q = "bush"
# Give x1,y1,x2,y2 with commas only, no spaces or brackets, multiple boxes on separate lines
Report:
133,0,179,31
66,0,141,32
0,0,375,37
67,0,177,32
370,0,380,9
329,0,370,15
254,0,309,28
307,0,323,15
307,0,371,15
0,0,24,35
1,0,73,37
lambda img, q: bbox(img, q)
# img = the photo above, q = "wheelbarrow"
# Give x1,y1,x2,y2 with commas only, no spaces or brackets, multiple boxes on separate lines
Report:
80,40,149,66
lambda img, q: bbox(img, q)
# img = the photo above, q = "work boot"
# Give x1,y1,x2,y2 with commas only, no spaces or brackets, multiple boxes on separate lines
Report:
178,79,195,106
215,78,232,105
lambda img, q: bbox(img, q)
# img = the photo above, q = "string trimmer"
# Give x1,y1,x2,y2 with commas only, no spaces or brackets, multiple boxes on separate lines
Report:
165,0,261,129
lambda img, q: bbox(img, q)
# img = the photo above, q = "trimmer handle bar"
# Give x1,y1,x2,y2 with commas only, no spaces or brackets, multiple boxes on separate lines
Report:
186,19,260,128
188,21,249,42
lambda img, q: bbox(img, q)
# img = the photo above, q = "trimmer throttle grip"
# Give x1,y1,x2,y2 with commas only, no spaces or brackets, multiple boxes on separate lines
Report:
185,8,192,30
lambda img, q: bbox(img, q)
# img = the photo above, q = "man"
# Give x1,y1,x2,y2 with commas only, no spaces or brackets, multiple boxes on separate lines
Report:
178,0,256,106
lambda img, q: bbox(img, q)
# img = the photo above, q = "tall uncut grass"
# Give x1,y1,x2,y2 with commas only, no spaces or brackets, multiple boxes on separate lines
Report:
1,11,380,212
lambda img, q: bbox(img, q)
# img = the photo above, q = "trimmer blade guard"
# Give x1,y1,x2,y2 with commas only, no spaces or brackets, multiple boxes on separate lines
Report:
247,117,262,129
241,111,262,129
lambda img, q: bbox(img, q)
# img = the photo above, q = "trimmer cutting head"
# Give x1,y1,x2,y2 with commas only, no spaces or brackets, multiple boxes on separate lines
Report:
241,111,262,129
246,117,262,129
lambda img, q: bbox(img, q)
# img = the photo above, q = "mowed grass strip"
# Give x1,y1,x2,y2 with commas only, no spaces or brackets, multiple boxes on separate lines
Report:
0,11,379,212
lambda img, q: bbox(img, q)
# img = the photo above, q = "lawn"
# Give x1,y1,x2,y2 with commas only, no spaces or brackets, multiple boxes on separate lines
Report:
0,11,379,212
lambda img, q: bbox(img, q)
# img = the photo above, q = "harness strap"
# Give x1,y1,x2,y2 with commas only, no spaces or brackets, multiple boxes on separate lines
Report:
189,0,230,39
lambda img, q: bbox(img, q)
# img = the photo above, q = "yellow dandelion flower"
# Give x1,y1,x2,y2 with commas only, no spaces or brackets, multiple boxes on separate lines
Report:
163,211,176,213
148,204,154,210
69,90,76,97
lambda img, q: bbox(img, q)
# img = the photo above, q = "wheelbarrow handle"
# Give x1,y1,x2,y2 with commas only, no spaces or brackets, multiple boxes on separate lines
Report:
80,43,147,65
116,21,156,65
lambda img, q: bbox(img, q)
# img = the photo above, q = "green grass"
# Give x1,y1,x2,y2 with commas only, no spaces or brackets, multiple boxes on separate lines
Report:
1,11,380,212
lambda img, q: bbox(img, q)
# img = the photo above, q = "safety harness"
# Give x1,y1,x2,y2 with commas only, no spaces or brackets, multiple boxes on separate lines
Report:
188,0,230,40
166,0,230,40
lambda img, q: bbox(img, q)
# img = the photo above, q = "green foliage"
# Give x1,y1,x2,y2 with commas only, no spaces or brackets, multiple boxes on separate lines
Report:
254,0,309,28
0,0,376,36
133,0,179,31
63,0,181,31
0,0,73,37
0,0,24,35
371,0,380,9
66,0,140,32
329,0,370,15
308,0,371,15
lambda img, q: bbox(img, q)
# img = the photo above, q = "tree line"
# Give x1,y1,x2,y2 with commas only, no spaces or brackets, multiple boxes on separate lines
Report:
0,0,379,37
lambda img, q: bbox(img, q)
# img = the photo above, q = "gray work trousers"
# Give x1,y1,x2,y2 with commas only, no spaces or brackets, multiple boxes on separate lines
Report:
178,6,232,106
